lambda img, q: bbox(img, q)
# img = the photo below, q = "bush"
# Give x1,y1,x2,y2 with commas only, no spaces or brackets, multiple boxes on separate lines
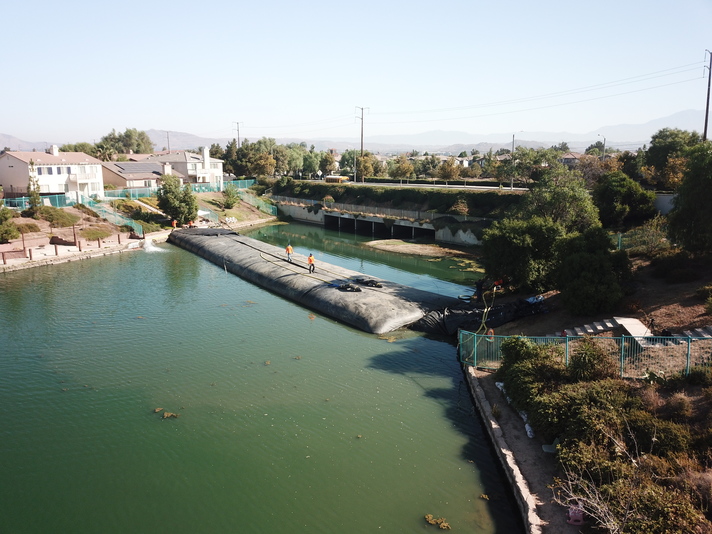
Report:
15,222,41,233
567,337,618,382
626,409,691,458
74,203,100,218
25,206,80,228
706,296,712,315
79,227,113,241
697,284,712,300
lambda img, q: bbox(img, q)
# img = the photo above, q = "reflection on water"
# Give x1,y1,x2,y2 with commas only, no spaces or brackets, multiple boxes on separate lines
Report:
244,221,483,297
0,233,522,534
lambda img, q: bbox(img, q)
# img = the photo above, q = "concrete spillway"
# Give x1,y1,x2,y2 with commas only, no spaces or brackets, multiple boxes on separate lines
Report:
167,228,460,334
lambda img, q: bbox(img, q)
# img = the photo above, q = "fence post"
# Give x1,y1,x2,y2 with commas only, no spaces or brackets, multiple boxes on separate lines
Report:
620,335,626,378
565,336,569,366
686,337,692,376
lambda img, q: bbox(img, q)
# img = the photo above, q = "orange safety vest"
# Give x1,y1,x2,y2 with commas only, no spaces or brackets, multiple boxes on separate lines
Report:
308,255,314,264
286,245,293,254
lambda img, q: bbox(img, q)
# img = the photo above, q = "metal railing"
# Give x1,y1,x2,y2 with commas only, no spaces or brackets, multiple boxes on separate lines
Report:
458,331,712,379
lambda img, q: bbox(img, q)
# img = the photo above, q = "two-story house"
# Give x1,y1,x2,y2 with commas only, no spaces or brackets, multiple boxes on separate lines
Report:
0,145,104,199
137,147,223,186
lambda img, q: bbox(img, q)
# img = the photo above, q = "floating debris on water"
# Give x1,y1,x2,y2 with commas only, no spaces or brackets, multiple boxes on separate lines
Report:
154,408,163,413
424,514,451,530
162,412,180,419
264,360,271,366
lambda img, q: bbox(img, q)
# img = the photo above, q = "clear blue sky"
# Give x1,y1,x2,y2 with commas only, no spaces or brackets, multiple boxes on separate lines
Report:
3,0,711,145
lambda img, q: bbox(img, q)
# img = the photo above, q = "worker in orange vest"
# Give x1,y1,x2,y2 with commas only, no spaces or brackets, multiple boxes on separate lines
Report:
286,244,293,262
307,253,315,273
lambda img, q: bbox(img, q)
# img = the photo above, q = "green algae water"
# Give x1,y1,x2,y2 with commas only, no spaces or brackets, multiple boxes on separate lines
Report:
0,225,522,534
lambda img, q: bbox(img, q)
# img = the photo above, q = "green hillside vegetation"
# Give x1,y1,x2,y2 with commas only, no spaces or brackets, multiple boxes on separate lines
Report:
498,337,712,533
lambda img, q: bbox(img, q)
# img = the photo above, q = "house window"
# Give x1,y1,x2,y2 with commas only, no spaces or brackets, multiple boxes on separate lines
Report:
66,167,71,174
37,167,43,175
144,181,152,187
188,164,197,172
47,167,53,175
210,163,219,169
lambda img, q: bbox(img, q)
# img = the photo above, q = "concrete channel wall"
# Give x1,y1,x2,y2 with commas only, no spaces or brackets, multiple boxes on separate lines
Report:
276,203,481,246
167,228,460,334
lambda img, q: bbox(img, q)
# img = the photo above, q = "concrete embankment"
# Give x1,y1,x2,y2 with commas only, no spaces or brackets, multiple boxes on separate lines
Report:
168,228,459,334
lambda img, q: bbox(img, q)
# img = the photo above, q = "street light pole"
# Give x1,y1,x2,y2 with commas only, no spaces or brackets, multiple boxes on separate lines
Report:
598,134,607,162
510,131,522,190
704,49,711,141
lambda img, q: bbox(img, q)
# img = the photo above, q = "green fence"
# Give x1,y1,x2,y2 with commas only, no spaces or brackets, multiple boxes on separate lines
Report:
78,196,144,235
4,193,144,235
237,191,277,216
4,193,78,209
458,331,712,379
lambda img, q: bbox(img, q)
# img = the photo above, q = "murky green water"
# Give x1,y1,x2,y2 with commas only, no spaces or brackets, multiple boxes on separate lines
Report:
0,223,521,534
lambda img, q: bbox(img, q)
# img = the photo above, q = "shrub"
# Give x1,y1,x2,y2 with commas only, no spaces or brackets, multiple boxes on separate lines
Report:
74,203,100,218
28,206,80,228
15,222,41,233
567,337,619,382
696,284,712,301
626,409,691,458
0,219,19,243
79,228,113,241
706,296,712,315
664,392,693,421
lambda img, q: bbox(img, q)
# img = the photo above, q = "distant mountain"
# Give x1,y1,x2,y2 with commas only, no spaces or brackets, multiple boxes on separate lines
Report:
2,110,707,156
0,134,48,152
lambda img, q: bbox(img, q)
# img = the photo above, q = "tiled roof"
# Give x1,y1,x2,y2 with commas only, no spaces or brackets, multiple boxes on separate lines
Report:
1,151,101,165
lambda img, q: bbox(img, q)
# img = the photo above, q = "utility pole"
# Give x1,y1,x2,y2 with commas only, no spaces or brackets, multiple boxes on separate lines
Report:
166,131,170,153
704,50,711,142
356,107,368,182
232,122,242,147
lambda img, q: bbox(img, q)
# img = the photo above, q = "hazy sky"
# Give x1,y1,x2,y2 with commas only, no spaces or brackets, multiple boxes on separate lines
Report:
3,0,711,144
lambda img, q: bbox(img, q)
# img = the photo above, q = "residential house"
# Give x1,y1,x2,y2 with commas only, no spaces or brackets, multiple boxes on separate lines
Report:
138,147,223,186
559,152,584,168
0,145,104,199
102,161,183,190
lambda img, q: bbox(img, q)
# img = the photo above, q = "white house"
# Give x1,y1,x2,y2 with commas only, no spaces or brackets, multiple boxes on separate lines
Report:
138,147,223,186
0,145,104,199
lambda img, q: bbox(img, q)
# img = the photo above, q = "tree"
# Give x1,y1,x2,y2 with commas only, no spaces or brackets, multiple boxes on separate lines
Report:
667,141,712,254
273,145,289,176
60,142,96,156
286,146,304,177
356,155,374,181
156,175,198,225
251,152,276,177
481,216,566,292
593,171,656,229
222,139,239,176
554,226,632,315
302,152,320,178
0,186,19,244
26,161,42,217
643,128,702,189
209,143,224,159
319,152,337,177
388,154,414,184
551,142,569,152
517,173,600,233
438,157,460,183
221,182,240,210
585,141,605,155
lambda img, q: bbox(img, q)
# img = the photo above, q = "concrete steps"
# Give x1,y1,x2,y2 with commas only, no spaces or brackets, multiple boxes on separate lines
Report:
547,318,712,343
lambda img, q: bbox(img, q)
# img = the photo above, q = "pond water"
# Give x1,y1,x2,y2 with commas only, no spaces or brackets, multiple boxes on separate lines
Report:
0,222,522,534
